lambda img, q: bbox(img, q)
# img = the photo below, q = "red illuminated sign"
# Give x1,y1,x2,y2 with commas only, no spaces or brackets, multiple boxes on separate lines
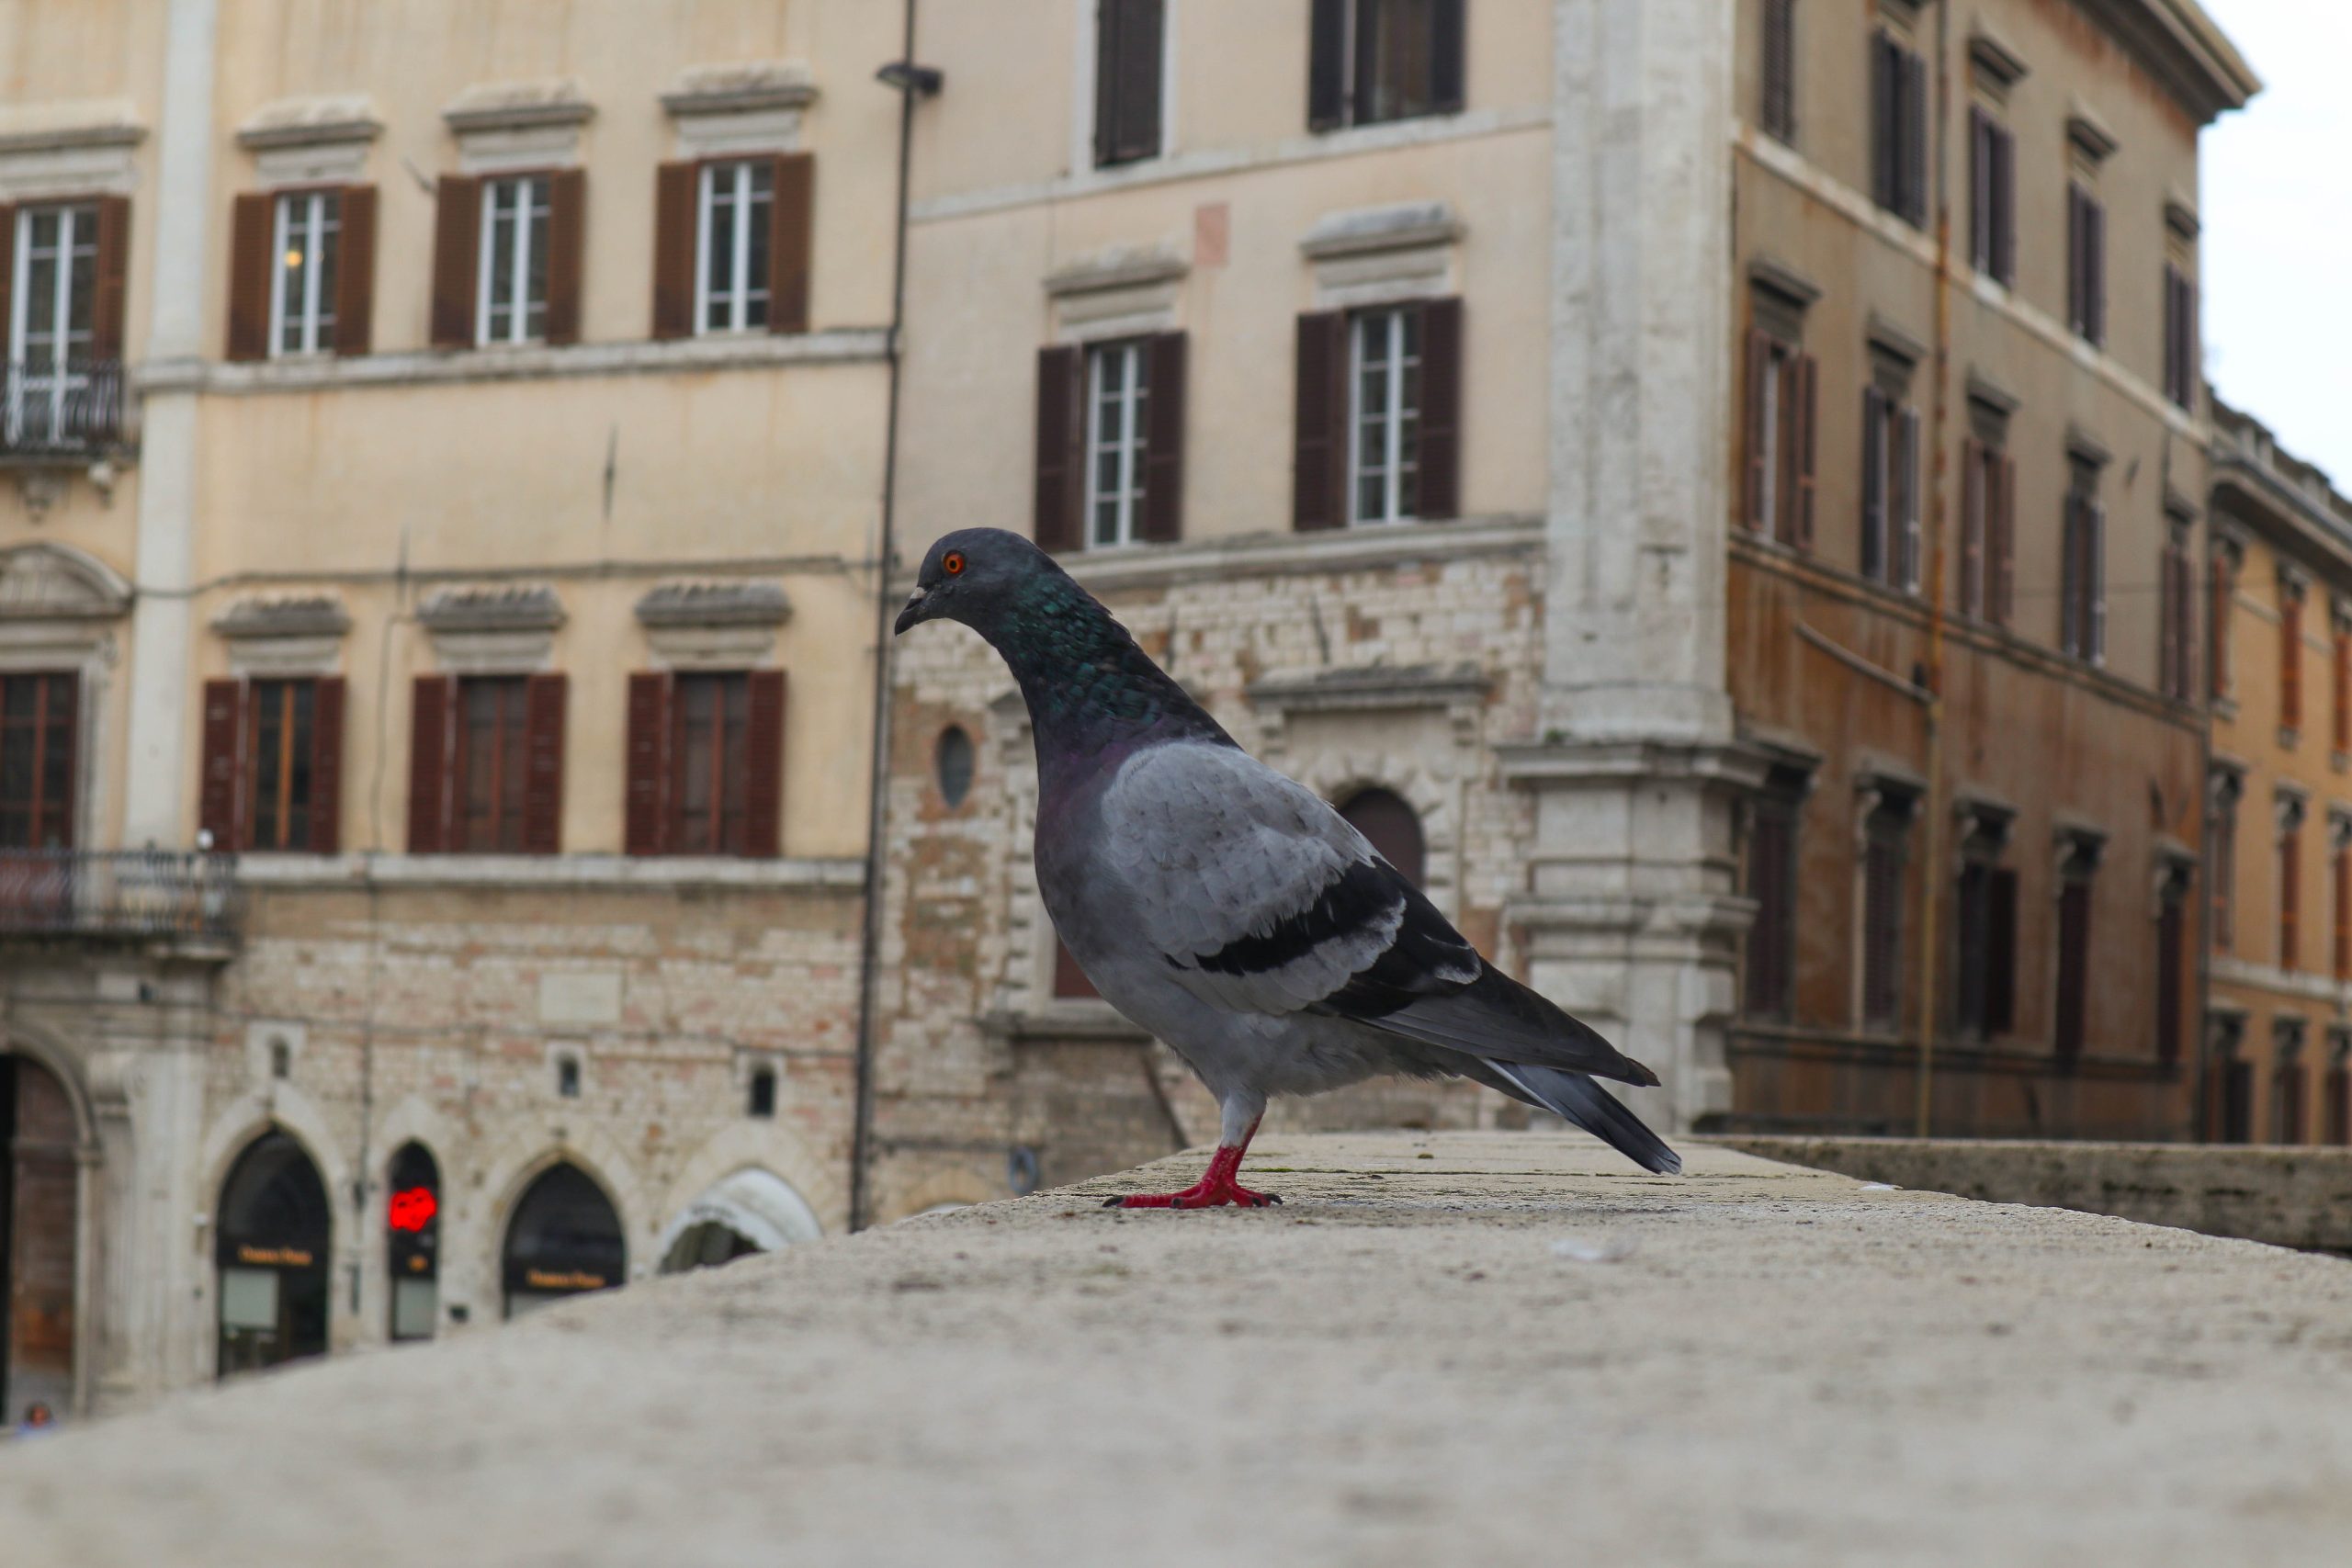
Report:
389,1186,438,1234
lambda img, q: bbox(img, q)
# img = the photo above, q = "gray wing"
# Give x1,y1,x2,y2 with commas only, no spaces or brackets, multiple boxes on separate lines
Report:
1093,742,1659,1087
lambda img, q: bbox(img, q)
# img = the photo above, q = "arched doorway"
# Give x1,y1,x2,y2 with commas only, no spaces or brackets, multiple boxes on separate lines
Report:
1,1053,78,1421
502,1162,625,1318
385,1143,441,1343
656,1168,821,1275
216,1130,332,1377
1338,786,1427,887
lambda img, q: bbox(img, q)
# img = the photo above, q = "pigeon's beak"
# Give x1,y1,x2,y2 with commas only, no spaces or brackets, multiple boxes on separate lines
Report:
892,586,935,636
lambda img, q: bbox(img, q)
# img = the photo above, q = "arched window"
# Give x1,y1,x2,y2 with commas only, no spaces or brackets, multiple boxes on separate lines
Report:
385,1143,441,1343
502,1162,625,1319
1338,787,1426,888
747,1065,777,1118
934,725,975,808
216,1130,331,1377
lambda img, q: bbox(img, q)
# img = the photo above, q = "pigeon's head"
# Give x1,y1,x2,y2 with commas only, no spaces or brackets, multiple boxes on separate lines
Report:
894,527,1054,637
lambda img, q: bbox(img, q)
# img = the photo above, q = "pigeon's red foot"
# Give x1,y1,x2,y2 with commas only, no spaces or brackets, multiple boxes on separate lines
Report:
1102,1143,1280,1210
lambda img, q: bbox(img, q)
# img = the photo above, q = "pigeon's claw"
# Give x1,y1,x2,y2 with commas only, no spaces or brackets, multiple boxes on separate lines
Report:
1102,1143,1280,1210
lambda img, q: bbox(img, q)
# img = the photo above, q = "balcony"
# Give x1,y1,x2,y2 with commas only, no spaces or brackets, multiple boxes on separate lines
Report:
0,850,241,943
0,360,128,462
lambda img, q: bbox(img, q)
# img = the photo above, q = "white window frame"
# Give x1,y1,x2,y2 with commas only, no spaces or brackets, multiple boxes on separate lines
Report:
476,174,551,347
694,160,772,336
1084,340,1149,548
1349,306,1420,526
269,189,339,358
6,203,98,444
1757,343,1788,533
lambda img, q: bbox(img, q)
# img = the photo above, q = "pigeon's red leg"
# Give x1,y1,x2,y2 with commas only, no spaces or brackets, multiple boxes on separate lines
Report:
1105,1116,1280,1209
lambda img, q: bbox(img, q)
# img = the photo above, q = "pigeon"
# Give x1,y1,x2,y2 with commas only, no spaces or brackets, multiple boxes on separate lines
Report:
894,528,1680,1208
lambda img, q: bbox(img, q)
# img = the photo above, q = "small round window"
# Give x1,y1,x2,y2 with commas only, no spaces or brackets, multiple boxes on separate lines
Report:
934,726,975,809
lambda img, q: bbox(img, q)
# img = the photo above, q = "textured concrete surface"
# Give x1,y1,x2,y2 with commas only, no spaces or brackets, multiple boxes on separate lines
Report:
1716,1134,2352,1254
6,1131,2352,1567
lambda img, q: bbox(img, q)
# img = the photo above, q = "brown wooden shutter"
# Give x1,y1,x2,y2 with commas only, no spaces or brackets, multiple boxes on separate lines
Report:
1141,331,1186,543
1761,0,1795,141
769,152,814,333
1993,126,2017,284
407,674,457,853
1984,867,2018,1034
90,195,130,361
625,671,673,855
521,672,566,856
1034,344,1086,552
1430,0,1466,113
311,675,345,854
2210,554,2232,698
1294,310,1351,531
1960,438,1984,615
2282,591,2303,731
542,168,586,346
1096,0,1167,165
1306,0,1348,130
1743,328,1770,529
2282,827,2302,972
0,204,14,359
2156,892,2185,1061
1415,297,1464,520
226,192,274,362
199,679,246,852
430,175,481,348
2159,545,2181,701
742,670,786,859
1903,51,1928,224
2335,848,2350,980
1967,107,1989,268
2054,880,2090,1057
651,161,699,340
1792,353,1817,549
332,184,376,355
2066,186,2084,332
1860,385,1887,580
2086,197,2106,346
1994,455,2017,627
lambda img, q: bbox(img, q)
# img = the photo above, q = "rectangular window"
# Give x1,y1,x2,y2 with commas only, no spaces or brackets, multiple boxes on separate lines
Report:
2211,1055,2253,1144
2211,782,2238,953
1307,0,1465,131
1086,340,1151,547
2280,582,2305,735
1860,384,1921,592
1871,29,1929,227
1094,0,1165,166
0,672,77,850
1743,774,1805,1020
2163,264,2199,411
1743,326,1816,548
1351,306,1422,525
271,189,342,356
1968,108,2016,285
2155,880,2187,1064
2276,1052,2308,1145
672,672,751,856
2158,521,2195,701
2333,618,2349,754
2067,184,2107,347
2060,465,2106,664
7,202,104,452
247,680,317,853
2053,873,2093,1060
2326,1051,2351,1146
1954,859,2019,1041
1959,434,2016,626
454,677,530,853
1759,0,1797,144
2280,811,2303,973
697,160,775,334
2333,836,2350,982
2210,547,2237,700
478,175,551,346
1860,796,1912,1032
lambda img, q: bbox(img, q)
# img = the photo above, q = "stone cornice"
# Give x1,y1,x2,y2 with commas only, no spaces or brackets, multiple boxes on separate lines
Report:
2072,0,2262,127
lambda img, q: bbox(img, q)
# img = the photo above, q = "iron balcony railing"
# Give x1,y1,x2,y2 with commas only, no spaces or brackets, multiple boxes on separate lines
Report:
0,850,242,941
0,360,128,458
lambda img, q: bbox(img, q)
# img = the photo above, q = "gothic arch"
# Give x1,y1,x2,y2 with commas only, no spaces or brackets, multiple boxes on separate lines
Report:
654,1120,845,1242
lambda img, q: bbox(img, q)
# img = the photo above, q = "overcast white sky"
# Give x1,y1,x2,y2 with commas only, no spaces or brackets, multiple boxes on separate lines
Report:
2198,0,2352,486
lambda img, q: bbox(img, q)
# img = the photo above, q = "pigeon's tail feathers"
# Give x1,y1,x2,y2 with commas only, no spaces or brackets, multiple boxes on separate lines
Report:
1489,1061,1683,1176
1357,964,1663,1089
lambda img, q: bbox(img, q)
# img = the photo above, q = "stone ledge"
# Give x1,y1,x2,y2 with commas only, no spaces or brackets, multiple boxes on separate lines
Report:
10,1130,2352,1565
235,852,865,893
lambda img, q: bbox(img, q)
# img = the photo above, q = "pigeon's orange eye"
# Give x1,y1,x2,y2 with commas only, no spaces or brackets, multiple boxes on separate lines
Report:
943,551,966,576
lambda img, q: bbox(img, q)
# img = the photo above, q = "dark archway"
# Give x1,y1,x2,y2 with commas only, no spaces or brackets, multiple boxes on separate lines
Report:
0,1054,78,1421
385,1143,441,1342
1338,787,1427,888
216,1130,332,1377
502,1162,626,1318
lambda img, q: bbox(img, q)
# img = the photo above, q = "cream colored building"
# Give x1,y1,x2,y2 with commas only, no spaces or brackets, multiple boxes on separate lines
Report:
0,0,897,1416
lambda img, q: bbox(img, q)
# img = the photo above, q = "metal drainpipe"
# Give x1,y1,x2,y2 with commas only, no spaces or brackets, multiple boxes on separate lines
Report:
1913,0,1956,1137
849,0,922,1233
